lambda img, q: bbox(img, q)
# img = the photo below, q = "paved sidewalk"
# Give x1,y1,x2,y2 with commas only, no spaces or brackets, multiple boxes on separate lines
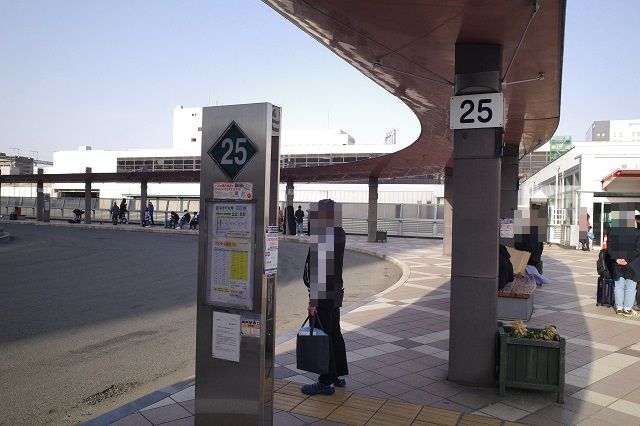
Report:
85,236,640,425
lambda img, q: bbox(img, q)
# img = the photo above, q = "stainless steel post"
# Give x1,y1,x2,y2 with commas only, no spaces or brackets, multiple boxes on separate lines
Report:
195,103,281,425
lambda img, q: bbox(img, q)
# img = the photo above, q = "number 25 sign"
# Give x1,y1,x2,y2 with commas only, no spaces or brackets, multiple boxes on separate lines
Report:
449,93,504,130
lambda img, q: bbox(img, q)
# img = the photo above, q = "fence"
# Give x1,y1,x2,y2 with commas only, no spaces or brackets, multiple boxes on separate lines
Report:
0,196,444,238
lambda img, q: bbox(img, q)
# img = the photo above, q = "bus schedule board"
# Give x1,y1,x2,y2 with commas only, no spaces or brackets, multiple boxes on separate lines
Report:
450,93,504,130
206,202,255,310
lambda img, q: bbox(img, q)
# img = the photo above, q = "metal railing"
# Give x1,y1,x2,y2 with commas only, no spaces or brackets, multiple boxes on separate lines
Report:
1,196,445,238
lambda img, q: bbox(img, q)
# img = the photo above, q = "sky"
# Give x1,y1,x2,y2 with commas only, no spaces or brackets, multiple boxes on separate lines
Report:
0,0,638,160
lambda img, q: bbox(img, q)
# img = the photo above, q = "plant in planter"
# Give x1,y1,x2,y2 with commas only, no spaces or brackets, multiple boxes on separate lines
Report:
498,321,565,403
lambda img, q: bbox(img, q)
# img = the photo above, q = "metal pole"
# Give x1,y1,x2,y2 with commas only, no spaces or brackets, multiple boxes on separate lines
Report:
85,167,92,224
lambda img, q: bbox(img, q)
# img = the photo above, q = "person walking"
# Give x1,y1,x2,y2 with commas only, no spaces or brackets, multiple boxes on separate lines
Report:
110,202,119,226
119,198,128,224
607,209,640,316
147,201,155,225
301,199,348,396
294,205,305,236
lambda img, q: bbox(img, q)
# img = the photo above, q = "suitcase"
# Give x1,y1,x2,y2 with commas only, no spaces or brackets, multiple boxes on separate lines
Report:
596,276,615,307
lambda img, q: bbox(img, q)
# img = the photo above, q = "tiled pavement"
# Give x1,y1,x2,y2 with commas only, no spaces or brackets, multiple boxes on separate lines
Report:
89,236,640,425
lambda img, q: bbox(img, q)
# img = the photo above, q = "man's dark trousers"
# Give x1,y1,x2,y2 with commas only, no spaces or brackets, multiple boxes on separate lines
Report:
315,307,348,385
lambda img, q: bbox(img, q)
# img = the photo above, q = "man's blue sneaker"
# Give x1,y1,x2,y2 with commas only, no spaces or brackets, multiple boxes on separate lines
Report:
334,378,346,387
301,382,335,395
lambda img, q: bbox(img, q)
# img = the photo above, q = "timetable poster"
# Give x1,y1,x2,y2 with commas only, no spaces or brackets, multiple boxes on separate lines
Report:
207,203,255,309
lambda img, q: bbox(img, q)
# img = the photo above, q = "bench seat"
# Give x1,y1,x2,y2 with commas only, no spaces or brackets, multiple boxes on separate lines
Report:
498,276,537,321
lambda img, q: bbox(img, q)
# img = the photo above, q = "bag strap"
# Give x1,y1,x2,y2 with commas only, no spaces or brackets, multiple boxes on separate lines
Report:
299,314,325,336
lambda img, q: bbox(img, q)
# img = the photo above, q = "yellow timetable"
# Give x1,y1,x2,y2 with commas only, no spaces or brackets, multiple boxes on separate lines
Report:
230,251,249,281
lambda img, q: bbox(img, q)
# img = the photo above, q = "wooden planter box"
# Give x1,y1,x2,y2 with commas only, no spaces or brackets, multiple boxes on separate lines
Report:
498,323,565,403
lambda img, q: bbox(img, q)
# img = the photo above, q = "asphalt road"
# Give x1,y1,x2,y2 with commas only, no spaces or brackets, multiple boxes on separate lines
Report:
0,223,401,425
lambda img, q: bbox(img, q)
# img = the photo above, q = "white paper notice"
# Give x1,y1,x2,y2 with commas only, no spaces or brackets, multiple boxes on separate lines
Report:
213,182,253,200
500,218,514,238
212,312,241,362
264,226,279,275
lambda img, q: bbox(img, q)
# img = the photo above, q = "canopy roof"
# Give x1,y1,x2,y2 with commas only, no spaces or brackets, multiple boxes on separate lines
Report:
266,0,566,182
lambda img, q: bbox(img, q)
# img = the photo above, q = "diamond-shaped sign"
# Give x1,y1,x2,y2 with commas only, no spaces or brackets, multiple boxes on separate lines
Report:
208,121,258,181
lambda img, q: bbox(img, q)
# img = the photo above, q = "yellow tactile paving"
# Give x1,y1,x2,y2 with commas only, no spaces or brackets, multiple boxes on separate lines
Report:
308,388,352,404
366,411,414,425
458,413,502,425
273,378,289,391
291,397,338,419
271,380,514,426
278,382,308,397
342,393,386,411
414,406,461,425
326,405,376,425
273,393,305,411
378,400,422,420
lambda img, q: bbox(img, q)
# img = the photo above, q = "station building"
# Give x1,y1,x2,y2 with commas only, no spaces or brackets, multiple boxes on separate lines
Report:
519,119,640,248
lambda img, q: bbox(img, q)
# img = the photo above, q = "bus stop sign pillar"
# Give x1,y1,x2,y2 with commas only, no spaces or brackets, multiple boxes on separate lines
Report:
195,103,281,425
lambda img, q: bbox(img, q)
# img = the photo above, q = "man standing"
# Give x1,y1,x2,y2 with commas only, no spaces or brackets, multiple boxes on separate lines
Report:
301,199,348,395
147,201,155,225
295,205,305,236
110,202,119,226
607,207,640,316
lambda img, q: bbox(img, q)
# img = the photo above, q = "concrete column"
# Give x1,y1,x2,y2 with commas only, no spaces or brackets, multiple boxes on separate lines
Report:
499,144,519,246
367,176,378,243
448,44,502,386
285,180,295,235
84,167,92,224
36,168,44,221
140,180,148,227
443,167,453,255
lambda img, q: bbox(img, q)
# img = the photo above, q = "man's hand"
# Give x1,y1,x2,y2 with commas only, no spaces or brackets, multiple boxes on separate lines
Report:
616,259,628,266
308,306,317,316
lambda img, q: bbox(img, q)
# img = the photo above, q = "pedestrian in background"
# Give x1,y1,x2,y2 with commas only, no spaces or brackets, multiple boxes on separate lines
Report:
147,201,155,225
607,208,640,317
295,205,305,236
110,202,119,226
119,198,128,224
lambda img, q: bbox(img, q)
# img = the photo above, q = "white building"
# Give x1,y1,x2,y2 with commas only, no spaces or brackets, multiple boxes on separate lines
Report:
586,119,640,142
519,121,640,248
44,105,443,204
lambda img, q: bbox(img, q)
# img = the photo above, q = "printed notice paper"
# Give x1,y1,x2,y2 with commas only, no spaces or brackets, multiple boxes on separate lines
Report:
207,203,254,309
264,225,279,275
212,312,240,362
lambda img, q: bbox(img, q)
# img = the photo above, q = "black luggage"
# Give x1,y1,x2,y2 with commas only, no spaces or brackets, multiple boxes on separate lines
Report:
596,276,615,307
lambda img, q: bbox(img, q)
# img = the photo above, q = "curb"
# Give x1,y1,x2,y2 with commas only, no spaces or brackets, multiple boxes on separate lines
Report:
0,219,199,236
82,378,195,426
275,235,411,345
0,231,11,243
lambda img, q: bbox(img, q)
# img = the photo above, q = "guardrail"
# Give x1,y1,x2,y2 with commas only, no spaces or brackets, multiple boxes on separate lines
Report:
0,196,444,238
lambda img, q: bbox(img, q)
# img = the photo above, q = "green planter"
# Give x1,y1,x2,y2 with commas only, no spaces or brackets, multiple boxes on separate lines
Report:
498,323,565,403
375,230,387,243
